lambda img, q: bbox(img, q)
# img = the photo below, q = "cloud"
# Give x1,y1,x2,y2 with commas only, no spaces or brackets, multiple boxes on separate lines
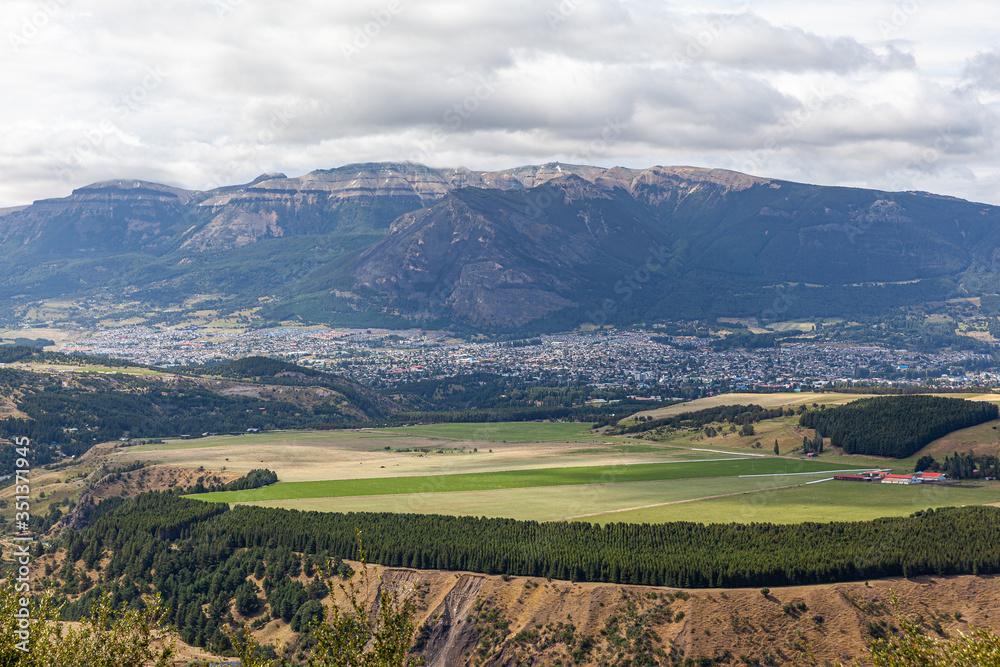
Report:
0,0,997,207
963,49,1000,91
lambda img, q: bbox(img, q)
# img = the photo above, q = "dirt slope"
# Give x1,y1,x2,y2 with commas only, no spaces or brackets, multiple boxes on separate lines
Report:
397,568,1000,666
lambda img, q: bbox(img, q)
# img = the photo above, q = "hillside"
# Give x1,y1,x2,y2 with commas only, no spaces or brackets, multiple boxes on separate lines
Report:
392,568,999,667
4,162,1000,329
0,361,396,475
799,395,1000,458
20,546,1000,667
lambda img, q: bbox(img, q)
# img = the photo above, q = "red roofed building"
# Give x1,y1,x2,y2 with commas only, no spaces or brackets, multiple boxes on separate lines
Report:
882,474,921,485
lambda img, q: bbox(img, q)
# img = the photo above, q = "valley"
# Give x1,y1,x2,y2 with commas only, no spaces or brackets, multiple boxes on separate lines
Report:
5,163,1000,334
5,346,1000,665
6,165,1000,665
7,0,1000,663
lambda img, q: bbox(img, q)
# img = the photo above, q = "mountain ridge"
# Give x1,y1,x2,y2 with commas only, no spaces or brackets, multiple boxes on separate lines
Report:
2,161,999,330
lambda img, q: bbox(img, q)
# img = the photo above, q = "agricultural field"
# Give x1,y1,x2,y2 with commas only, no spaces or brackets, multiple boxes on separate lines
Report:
192,457,850,503
21,363,167,376
99,408,1000,528
238,472,842,522
626,412,810,455
0,325,83,348
114,424,695,482
578,478,1000,525
373,421,596,442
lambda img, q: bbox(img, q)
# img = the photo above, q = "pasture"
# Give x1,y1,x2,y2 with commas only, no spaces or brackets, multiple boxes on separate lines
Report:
112,409,1000,527
191,457,854,503
114,425,704,482
578,479,1000,525
630,391,1000,422
917,418,1000,459
239,473,841,522
373,421,597,442
630,392,868,421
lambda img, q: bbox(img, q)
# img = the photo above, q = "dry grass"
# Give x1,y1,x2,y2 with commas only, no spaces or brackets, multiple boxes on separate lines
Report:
631,392,869,420
918,418,1000,458
113,432,700,483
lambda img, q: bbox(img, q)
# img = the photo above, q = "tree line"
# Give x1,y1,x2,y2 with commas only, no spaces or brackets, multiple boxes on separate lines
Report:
20,492,1000,659
915,452,1000,480
612,403,793,435
73,493,1000,591
799,395,998,458
183,468,279,495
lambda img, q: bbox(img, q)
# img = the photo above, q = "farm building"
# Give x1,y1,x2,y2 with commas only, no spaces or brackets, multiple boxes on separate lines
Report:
917,471,948,481
882,474,921,485
834,474,867,482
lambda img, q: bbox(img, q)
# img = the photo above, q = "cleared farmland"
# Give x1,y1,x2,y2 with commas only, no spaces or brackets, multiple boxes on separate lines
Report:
372,421,597,441
119,418,1000,526
191,458,859,503
577,479,1000,525
115,429,732,483
237,473,841,521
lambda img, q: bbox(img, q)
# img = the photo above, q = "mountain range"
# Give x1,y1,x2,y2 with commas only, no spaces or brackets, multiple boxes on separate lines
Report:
2,162,1000,331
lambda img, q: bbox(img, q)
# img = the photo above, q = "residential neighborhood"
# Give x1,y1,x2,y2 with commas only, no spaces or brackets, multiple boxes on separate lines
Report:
49,325,1000,397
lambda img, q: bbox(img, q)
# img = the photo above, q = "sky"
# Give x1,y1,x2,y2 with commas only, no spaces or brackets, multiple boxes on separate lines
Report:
0,0,998,207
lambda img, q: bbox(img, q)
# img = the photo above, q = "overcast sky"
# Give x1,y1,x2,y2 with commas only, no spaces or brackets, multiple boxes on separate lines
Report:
1,0,998,207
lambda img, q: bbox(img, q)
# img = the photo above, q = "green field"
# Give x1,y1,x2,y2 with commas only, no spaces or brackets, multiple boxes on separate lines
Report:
191,458,860,503
577,480,1000,525
374,421,598,442
241,473,841,522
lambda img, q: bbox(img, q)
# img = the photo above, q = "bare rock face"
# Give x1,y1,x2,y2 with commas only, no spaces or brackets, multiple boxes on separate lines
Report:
3,161,999,330
0,180,200,253
0,162,761,256
181,208,283,251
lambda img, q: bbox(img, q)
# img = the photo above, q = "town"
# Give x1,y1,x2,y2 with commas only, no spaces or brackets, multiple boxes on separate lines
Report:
50,324,999,395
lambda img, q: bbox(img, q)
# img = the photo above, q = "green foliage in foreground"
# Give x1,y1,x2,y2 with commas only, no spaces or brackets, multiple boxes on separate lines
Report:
193,458,850,503
840,594,1000,666
799,395,999,458
0,587,174,667
1,549,422,667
